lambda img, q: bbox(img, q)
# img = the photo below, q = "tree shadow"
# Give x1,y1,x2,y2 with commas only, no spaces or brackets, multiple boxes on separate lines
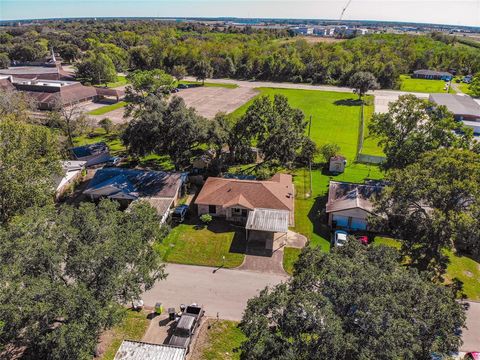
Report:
307,194,332,244
333,98,363,107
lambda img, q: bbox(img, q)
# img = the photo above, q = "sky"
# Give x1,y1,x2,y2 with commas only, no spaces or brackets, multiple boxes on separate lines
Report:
1,0,479,27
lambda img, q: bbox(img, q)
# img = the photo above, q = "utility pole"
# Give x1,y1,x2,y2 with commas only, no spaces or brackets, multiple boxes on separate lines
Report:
308,115,313,198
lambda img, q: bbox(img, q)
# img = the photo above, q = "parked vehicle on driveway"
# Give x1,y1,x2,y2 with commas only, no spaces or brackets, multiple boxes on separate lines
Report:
168,304,204,353
333,230,348,247
172,204,189,223
356,235,369,245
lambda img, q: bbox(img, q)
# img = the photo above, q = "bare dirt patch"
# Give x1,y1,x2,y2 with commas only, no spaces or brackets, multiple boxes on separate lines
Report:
296,36,345,44
176,87,258,119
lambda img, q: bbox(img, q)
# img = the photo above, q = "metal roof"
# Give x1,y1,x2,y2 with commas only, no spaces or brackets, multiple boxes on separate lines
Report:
429,94,480,117
245,208,289,233
114,340,186,360
413,69,453,77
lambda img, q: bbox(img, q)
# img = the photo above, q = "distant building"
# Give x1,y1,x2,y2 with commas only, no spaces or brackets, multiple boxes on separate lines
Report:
293,26,314,35
429,93,480,135
326,181,384,231
412,70,453,81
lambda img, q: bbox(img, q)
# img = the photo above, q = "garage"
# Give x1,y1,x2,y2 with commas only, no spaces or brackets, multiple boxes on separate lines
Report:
245,208,289,252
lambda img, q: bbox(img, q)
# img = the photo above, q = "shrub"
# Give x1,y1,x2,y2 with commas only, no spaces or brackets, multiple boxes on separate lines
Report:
200,214,213,224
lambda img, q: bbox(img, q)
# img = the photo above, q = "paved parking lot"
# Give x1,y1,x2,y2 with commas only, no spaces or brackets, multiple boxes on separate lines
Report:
176,86,258,119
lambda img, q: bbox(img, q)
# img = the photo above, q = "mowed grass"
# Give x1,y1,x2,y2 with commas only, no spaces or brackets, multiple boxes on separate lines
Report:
399,75,455,93
231,88,375,160
106,75,128,88
99,310,149,360
374,237,480,300
283,247,302,275
88,101,126,116
179,80,238,89
361,102,384,157
199,320,246,360
155,219,245,268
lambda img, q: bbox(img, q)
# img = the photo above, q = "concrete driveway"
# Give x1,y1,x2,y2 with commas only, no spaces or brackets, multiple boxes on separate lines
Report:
142,263,288,321
461,301,480,352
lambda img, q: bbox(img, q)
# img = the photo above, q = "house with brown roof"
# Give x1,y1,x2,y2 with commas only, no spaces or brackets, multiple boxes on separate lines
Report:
195,174,294,249
326,181,383,231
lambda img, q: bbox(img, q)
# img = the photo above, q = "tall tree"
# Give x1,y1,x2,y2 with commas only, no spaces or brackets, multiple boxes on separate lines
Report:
125,69,175,116
235,95,307,167
0,200,166,359
372,148,480,275
469,72,480,98
0,120,61,224
193,59,213,84
240,242,466,360
75,52,117,86
369,94,472,170
171,65,188,81
122,95,208,170
348,71,379,100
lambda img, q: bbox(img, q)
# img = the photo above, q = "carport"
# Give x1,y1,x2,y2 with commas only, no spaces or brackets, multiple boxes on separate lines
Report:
245,208,289,252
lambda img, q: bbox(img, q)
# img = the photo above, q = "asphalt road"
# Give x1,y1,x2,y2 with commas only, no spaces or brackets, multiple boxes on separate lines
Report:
141,263,288,321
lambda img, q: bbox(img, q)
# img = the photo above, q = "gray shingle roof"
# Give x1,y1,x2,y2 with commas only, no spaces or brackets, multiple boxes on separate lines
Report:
429,94,480,117
326,181,383,213
413,69,453,77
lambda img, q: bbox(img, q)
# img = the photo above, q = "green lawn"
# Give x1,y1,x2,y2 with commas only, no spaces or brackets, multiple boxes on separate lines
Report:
88,101,126,116
106,75,128,88
361,102,384,157
283,247,301,275
374,237,480,301
399,75,455,93
179,80,238,89
99,310,149,360
457,82,472,95
199,320,246,360
155,219,245,268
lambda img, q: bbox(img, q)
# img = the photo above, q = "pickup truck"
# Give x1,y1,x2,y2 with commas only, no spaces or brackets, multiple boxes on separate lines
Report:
168,304,204,353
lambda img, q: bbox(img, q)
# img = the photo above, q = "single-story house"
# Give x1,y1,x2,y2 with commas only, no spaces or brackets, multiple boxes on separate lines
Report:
114,340,186,360
429,93,480,125
83,168,187,223
70,142,113,168
412,70,453,81
55,160,86,199
195,174,294,249
326,181,383,231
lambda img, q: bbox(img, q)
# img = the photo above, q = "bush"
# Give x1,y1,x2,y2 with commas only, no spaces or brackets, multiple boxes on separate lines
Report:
99,118,114,134
200,214,212,224
319,143,341,163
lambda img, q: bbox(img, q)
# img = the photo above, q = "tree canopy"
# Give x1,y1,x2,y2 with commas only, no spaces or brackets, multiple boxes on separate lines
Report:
0,200,166,359
122,95,208,169
349,71,379,100
372,148,480,275
369,94,472,170
234,94,308,167
240,242,466,360
0,120,61,224
75,52,117,85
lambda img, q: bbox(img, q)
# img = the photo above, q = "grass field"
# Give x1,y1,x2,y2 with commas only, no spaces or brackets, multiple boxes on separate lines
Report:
106,75,128,88
198,320,246,360
179,80,238,89
88,101,126,116
231,88,384,251
399,75,455,93
155,219,245,268
283,247,301,275
374,237,480,300
99,310,149,360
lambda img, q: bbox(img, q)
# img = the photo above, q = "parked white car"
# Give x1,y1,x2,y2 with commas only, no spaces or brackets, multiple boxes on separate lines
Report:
333,230,348,247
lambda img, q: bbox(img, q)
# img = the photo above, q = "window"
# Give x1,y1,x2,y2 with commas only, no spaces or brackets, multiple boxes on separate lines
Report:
209,205,216,214
242,209,248,217
232,208,241,214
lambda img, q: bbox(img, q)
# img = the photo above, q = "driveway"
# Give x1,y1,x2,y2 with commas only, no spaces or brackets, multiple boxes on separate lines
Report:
461,301,480,352
142,263,288,321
